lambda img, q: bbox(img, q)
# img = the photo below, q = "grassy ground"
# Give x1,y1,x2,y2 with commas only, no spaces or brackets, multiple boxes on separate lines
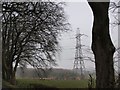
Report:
16,79,92,88
3,80,18,88
3,78,95,88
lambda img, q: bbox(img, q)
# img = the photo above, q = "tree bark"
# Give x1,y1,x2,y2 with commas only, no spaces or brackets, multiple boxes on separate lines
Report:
3,66,16,85
88,2,115,88
10,71,16,85
118,74,120,88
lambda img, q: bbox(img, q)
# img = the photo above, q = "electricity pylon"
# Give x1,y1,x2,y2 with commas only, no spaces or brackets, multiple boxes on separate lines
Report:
73,28,86,79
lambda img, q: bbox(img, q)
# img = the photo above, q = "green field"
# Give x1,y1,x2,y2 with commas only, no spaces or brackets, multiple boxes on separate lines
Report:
15,79,95,88
3,79,95,88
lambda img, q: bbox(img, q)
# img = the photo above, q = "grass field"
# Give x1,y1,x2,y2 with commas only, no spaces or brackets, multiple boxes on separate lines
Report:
15,78,95,88
3,78,95,88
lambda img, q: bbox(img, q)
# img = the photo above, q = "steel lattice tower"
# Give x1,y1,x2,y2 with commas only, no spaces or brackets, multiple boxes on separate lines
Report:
73,28,85,78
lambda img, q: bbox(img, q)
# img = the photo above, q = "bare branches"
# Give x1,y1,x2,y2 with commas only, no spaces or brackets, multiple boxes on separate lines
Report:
109,1,120,26
2,2,69,81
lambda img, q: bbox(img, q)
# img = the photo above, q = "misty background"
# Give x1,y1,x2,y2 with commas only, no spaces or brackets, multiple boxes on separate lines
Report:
54,1,118,72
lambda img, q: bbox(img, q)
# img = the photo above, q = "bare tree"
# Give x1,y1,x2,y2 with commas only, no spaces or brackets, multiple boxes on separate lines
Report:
2,2,69,84
109,1,120,88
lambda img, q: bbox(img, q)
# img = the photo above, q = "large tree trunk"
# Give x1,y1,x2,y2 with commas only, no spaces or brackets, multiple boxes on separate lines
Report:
2,65,16,85
88,2,115,88
2,52,16,85
118,74,120,88
10,71,16,85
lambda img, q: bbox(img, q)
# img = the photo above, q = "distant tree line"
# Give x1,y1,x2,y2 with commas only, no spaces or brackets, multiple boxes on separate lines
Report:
16,68,80,80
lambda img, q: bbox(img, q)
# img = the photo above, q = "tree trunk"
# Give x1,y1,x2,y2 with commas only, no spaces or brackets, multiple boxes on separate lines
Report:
88,2,115,88
3,67,16,85
118,74,120,88
2,56,16,84
10,71,16,85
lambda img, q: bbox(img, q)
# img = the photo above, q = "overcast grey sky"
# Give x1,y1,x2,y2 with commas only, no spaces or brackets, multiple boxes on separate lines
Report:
54,1,118,71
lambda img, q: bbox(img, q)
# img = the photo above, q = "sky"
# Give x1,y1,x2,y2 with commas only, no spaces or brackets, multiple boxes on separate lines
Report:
54,1,118,71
